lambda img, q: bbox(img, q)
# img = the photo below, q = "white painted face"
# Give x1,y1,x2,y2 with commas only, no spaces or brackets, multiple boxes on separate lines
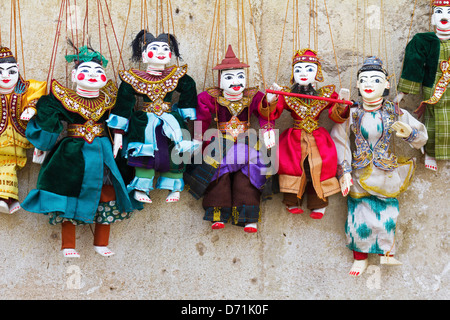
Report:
357,70,389,102
293,62,318,86
71,61,108,91
220,69,246,96
142,41,172,66
0,62,19,91
432,6,450,31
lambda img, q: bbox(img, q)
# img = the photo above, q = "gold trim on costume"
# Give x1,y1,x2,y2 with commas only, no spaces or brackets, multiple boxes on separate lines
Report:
218,116,249,140
51,79,117,122
293,118,319,134
358,158,416,198
67,120,107,144
283,85,335,129
206,87,259,117
422,56,450,105
119,65,188,103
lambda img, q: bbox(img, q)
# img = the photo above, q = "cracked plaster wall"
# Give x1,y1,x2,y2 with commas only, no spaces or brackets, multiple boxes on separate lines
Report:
0,0,447,300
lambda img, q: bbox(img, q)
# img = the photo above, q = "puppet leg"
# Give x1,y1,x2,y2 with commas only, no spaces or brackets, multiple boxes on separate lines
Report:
305,182,328,219
203,173,232,229
283,192,304,214
93,224,114,257
157,172,184,203
61,222,80,258
425,153,437,171
232,171,261,233
131,168,154,203
349,251,368,277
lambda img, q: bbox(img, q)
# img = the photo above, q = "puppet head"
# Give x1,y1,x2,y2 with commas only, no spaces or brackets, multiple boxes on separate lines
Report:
213,45,249,97
131,30,180,67
431,1,450,32
291,49,323,86
0,47,20,93
357,56,390,102
65,42,109,93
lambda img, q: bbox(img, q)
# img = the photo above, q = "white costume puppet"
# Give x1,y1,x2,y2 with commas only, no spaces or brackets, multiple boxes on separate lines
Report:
331,57,428,277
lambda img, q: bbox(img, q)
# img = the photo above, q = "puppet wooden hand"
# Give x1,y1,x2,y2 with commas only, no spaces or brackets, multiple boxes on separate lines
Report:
339,173,353,197
20,108,36,121
393,92,405,104
113,133,123,158
263,129,276,149
392,121,412,138
338,88,350,102
33,148,47,164
266,83,282,103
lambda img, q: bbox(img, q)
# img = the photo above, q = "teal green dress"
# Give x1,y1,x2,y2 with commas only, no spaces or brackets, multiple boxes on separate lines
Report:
21,80,135,225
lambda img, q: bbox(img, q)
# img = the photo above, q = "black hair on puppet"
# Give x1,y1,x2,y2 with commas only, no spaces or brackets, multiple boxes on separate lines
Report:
291,83,318,96
131,30,180,63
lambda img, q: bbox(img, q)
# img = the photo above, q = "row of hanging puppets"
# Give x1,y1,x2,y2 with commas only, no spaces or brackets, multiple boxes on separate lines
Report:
0,0,446,277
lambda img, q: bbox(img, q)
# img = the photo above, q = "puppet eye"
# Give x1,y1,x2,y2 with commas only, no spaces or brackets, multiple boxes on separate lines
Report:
238,74,245,79
375,79,380,83
8,70,17,75
224,75,233,80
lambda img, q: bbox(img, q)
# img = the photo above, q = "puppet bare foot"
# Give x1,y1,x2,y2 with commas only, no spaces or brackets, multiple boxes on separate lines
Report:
349,259,368,277
9,201,20,214
286,206,304,214
425,154,437,171
380,256,402,266
134,190,152,203
310,207,326,219
211,222,225,230
0,201,10,214
94,246,115,257
165,191,180,203
244,223,258,233
62,248,80,258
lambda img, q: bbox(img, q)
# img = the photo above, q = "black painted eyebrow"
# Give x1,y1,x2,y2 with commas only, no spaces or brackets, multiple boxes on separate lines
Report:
0,65,18,70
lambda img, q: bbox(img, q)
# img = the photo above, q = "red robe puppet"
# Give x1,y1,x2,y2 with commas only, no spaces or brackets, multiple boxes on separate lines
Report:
260,49,349,219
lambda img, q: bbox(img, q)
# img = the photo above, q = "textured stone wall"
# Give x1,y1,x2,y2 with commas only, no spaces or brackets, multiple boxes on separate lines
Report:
0,0,447,300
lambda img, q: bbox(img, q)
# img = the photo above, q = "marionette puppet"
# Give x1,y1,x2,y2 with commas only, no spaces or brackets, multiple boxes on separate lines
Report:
397,0,450,171
21,43,135,258
330,57,428,276
184,45,274,233
260,49,350,219
108,30,199,204
0,47,46,214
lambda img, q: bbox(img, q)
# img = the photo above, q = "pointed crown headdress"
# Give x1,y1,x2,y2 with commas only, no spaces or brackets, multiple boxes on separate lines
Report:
291,48,323,83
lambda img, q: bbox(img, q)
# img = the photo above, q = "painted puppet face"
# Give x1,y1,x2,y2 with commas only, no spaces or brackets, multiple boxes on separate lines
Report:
220,69,246,96
293,62,318,86
0,62,19,91
142,41,172,66
432,6,450,31
71,61,107,91
357,70,389,102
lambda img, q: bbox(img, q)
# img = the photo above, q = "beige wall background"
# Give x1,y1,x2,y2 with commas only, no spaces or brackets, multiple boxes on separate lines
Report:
0,0,447,300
